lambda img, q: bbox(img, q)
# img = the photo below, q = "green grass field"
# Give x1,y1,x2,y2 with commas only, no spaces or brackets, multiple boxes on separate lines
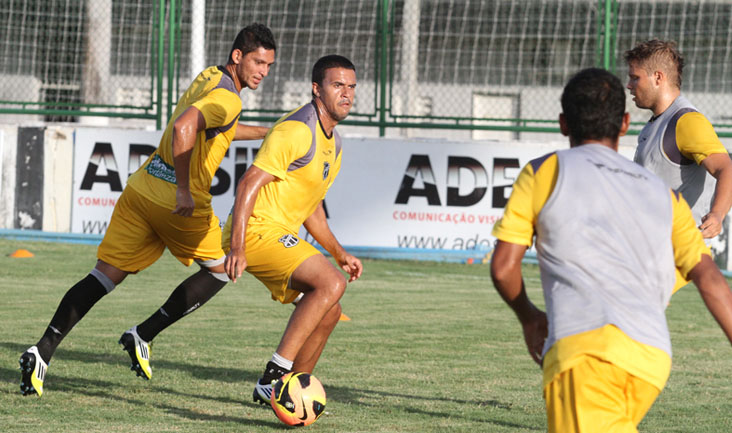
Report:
1,238,731,432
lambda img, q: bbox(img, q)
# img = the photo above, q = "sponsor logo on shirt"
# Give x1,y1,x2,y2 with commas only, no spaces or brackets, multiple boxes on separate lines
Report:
146,154,177,184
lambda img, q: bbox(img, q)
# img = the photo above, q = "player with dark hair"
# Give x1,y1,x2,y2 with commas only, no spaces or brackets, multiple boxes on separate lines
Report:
19,24,276,396
625,39,732,240
222,54,362,405
490,68,732,432
310,55,356,97
228,23,276,61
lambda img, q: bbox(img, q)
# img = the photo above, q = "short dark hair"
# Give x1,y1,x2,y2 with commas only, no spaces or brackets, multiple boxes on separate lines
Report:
228,23,276,62
312,55,356,88
561,68,626,143
624,39,684,88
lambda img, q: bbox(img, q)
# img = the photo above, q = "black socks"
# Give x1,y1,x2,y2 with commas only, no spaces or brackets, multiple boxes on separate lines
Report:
135,268,227,342
33,268,227,363
35,274,108,364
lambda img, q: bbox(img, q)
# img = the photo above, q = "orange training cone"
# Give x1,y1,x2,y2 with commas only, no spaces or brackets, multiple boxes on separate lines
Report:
10,249,34,258
339,312,351,321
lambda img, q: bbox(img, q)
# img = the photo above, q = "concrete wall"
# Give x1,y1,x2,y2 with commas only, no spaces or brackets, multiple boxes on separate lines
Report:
0,125,18,229
0,125,74,232
42,127,74,232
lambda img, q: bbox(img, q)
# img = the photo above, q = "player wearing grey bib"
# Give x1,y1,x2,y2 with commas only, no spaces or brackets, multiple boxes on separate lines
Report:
626,39,732,239
491,68,732,433
539,143,675,357
634,95,715,226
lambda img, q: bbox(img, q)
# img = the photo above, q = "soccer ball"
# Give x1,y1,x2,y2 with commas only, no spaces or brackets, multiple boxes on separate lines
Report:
270,372,327,427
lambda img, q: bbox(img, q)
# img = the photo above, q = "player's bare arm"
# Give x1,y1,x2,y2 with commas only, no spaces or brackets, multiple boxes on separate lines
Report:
224,165,275,282
303,202,363,282
491,240,548,365
171,106,206,217
700,153,732,238
234,124,269,140
688,254,732,344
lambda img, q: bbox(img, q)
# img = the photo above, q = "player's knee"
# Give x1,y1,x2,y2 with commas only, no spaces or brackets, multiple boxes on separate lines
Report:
90,268,117,294
302,271,346,305
323,274,347,302
335,272,347,293
205,269,229,283
196,257,229,282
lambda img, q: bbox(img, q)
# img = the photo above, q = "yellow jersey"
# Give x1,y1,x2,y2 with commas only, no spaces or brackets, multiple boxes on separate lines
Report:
249,102,342,233
127,65,242,216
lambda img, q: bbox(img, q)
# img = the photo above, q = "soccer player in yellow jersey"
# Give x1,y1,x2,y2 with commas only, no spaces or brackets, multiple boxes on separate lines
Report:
625,39,732,239
490,68,732,433
19,24,276,396
222,55,362,405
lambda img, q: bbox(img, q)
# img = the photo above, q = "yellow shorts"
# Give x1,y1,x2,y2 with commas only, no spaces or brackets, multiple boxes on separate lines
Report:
544,355,660,433
222,215,319,304
98,186,225,273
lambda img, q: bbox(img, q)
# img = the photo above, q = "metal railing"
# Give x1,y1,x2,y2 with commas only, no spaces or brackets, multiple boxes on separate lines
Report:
1,0,730,137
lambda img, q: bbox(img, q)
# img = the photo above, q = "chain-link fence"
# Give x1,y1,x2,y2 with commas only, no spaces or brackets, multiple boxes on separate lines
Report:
0,0,161,124
1,0,731,138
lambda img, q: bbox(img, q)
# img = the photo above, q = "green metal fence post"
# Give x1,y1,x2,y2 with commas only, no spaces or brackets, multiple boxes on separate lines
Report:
175,0,184,110
378,0,390,137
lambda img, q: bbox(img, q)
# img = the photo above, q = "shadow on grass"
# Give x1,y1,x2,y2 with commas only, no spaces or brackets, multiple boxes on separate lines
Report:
324,384,539,430
2,341,537,430
1,365,284,428
0,341,261,383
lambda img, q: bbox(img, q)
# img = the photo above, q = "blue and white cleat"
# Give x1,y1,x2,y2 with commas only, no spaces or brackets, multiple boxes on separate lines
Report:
119,326,152,380
19,346,47,397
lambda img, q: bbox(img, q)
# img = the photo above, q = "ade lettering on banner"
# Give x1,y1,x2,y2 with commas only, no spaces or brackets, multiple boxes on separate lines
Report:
395,154,519,208
328,141,528,251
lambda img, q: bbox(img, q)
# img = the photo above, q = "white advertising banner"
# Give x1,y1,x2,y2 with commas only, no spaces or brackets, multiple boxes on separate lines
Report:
72,128,581,251
317,138,569,250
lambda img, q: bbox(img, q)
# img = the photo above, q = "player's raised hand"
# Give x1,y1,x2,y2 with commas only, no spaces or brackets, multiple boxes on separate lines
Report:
700,211,723,238
172,188,195,217
224,247,247,283
338,253,363,282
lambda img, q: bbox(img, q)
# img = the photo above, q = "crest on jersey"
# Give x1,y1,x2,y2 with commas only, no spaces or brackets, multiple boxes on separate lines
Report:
323,162,330,180
278,234,299,248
